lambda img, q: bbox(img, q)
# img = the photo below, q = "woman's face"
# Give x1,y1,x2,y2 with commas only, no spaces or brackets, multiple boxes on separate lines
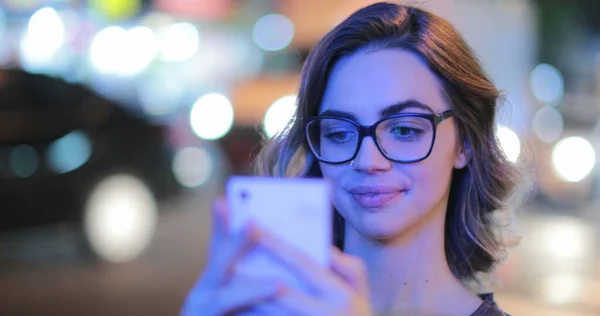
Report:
318,49,468,240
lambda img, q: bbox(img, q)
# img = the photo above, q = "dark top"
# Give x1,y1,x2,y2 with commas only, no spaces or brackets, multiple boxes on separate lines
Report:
471,293,509,316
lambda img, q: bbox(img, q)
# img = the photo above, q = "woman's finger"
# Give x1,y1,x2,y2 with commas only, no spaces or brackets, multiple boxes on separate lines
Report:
212,279,283,315
256,226,349,295
200,220,260,288
271,287,326,316
208,197,229,253
330,246,370,297
238,302,292,316
181,277,284,316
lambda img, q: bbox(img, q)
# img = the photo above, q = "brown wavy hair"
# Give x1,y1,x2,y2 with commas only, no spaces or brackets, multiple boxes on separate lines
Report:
254,2,522,283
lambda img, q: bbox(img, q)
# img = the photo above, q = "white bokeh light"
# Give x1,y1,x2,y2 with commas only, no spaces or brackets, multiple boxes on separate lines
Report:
172,147,213,188
552,136,596,182
84,174,158,263
120,26,159,76
158,22,199,61
532,105,564,143
541,217,593,260
263,95,297,138
530,63,564,106
496,125,521,163
89,26,127,74
252,14,294,51
19,7,65,68
90,26,158,76
189,93,234,140
27,7,65,52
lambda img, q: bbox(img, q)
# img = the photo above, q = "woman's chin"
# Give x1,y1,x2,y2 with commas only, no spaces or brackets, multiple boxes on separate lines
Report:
352,215,409,241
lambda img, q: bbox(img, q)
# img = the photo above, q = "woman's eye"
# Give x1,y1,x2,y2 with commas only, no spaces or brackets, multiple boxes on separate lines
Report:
391,126,423,139
394,126,415,134
396,127,413,135
324,131,354,142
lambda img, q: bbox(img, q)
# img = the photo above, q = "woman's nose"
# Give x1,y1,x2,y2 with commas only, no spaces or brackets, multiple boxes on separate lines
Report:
351,137,392,173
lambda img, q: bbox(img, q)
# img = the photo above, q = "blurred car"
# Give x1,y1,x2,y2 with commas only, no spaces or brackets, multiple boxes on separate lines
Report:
0,68,181,263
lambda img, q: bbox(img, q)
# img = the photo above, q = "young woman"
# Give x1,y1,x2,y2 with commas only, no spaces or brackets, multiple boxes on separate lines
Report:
183,2,520,315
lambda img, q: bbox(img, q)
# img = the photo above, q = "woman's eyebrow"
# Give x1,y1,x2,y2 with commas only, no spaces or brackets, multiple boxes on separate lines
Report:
318,109,356,120
319,100,433,119
379,100,433,117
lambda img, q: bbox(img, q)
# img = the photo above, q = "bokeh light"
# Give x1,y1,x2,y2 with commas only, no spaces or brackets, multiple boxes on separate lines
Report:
542,274,585,305
542,217,593,259
120,26,159,76
172,146,213,188
27,7,65,53
263,94,297,138
19,7,65,69
89,26,127,74
552,136,596,182
9,145,39,178
90,0,141,21
90,26,158,76
496,125,521,163
84,174,157,263
252,14,294,51
157,22,200,62
532,105,564,143
530,63,564,106
46,131,92,174
189,93,234,140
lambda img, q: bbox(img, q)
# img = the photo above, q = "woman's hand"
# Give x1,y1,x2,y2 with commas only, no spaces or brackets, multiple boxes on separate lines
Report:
180,198,284,316
256,228,373,316
181,197,373,316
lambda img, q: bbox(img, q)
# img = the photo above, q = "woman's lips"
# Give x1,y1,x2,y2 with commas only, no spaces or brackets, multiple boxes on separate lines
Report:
348,186,406,208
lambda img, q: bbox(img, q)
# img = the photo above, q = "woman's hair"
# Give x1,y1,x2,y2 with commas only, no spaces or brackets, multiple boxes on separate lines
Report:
254,2,522,283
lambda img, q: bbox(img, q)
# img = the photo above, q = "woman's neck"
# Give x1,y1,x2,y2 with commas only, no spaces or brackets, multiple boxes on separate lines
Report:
343,208,483,315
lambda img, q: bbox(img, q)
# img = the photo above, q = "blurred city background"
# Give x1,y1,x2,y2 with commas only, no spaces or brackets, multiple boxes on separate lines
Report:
0,0,598,315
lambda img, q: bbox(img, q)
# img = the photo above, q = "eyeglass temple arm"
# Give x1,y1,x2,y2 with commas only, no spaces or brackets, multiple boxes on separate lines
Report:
436,109,455,122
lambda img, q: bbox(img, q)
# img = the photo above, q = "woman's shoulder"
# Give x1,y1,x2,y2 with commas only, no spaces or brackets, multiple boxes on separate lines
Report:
471,293,510,316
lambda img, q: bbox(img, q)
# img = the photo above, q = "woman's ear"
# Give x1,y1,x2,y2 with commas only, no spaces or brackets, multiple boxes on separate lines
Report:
454,141,470,169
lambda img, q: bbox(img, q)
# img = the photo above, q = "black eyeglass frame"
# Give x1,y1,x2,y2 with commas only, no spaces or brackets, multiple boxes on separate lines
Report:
305,109,455,164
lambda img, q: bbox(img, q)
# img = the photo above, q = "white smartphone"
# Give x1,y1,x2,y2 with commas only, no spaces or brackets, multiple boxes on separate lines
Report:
226,176,332,292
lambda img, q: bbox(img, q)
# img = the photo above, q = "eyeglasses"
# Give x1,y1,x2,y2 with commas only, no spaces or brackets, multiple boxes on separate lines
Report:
305,110,454,164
